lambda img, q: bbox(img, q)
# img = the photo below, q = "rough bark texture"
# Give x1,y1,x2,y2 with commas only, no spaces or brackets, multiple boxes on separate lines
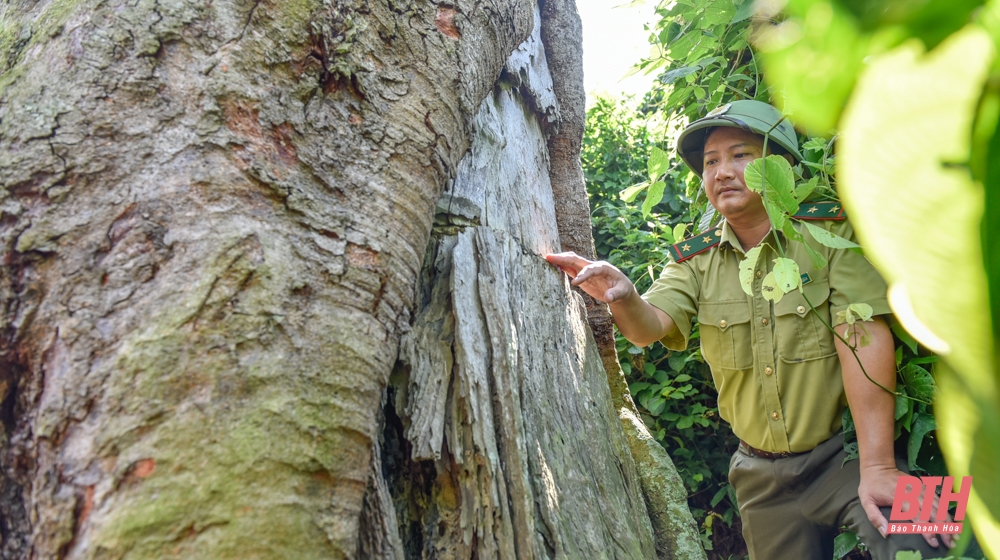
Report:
0,0,701,558
535,2,706,557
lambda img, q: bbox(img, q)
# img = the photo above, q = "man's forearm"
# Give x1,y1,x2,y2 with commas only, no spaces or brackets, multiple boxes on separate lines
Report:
609,289,676,348
836,317,897,470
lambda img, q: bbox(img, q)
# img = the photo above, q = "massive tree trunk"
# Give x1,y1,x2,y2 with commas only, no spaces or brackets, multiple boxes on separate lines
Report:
0,0,701,558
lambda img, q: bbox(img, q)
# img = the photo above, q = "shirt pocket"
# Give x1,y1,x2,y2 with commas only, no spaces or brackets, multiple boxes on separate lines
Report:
698,300,754,370
774,280,837,362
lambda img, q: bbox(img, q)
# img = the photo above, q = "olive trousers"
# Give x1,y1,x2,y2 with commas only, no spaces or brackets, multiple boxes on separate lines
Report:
729,433,948,560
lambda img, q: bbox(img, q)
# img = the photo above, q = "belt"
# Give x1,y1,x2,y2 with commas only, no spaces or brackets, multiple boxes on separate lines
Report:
739,440,804,460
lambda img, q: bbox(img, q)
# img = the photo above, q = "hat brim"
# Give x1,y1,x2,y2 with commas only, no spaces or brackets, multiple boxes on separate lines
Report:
677,115,804,177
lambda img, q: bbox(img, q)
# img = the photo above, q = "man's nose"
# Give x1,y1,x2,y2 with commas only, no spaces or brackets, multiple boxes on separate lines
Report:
714,158,737,182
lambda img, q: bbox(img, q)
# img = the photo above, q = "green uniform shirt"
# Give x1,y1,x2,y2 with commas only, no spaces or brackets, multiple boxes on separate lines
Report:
642,218,891,453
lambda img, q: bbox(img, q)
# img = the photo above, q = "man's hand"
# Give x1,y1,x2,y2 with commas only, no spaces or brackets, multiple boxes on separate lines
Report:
544,252,677,347
859,465,954,549
544,252,637,304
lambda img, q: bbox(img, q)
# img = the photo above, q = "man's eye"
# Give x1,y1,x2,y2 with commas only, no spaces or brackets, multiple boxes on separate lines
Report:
736,152,750,158
705,159,718,166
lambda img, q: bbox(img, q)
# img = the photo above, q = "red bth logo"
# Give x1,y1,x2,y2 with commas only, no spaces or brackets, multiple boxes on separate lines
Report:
886,476,971,535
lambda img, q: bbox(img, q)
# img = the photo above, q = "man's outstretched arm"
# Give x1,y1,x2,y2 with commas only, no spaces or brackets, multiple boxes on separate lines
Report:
545,252,677,347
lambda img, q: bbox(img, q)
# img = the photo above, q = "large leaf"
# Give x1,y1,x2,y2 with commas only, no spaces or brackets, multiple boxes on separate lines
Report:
907,413,936,472
833,530,859,559
744,155,798,214
838,27,1000,555
754,0,870,134
761,271,783,302
800,221,860,250
647,146,670,181
738,245,763,295
641,180,666,217
771,258,801,293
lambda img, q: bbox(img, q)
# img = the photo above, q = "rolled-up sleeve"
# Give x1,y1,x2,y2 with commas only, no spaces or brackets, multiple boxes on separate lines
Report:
826,221,892,326
641,261,700,351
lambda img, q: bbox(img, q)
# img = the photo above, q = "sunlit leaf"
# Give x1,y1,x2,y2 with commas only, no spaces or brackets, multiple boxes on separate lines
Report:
800,220,860,249
761,271,783,302
673,223,688,242
648,146,670,181
754,0,871,134
794,176,820,202
730,0,756,25
641,180,666,217
803,241,828,270
772,257,801,293
739,245,764,295
848,302,873,322
620,181,648,203
744,155,798,214
838,27,1000,553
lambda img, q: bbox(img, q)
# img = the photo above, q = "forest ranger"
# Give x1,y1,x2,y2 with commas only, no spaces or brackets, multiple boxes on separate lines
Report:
547,100,953,559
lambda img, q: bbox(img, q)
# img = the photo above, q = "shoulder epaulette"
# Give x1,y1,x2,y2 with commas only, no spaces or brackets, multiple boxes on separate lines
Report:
793,201,846,220
671,227,722,262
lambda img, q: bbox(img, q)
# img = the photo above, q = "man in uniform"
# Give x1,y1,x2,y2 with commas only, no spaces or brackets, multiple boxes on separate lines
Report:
546,100,952,559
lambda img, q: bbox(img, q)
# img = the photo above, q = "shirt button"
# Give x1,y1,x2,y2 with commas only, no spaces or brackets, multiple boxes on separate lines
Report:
797,305,806,314
765,366,773,375
761,318,769,326
756,270,762,278
719,320,727,328
771,411,779,420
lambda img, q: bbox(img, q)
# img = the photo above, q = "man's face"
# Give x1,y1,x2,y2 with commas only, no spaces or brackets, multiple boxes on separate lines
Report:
702,126,767,218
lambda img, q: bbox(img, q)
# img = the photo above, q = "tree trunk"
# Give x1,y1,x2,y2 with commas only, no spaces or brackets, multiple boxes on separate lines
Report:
0,0,701,558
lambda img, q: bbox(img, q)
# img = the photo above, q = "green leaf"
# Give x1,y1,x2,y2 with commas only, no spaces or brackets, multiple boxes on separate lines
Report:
837,28,1000,547
668,354,688,372
794,176,819,202
620,181,649,203
900,363,935,402
761,271,783,302
772,257,801,293
894,392,909,420
739,245,764,295
676,416,694,429
833,530,860,559
641,180,666,217
800,220,861,250
673,223,688,243
648,396,667,416
848,303,874,322
628,382,651,394
730,0,756,25
890,321,919,353
894,551,922,560
744,155,798,214
710,485,728,507
908,414,936,472
803,241,828,270
754,0,869,134
802,137,829,152
674,373,692,383
647,146,670,181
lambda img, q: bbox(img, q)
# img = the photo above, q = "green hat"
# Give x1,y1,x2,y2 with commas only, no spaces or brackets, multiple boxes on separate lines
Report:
677,100,803,177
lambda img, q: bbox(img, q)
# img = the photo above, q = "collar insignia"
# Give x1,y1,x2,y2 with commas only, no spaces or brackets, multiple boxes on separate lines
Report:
671,227,722,262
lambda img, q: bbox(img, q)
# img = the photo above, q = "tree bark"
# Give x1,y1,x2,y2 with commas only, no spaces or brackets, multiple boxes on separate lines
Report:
0,0,700,558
